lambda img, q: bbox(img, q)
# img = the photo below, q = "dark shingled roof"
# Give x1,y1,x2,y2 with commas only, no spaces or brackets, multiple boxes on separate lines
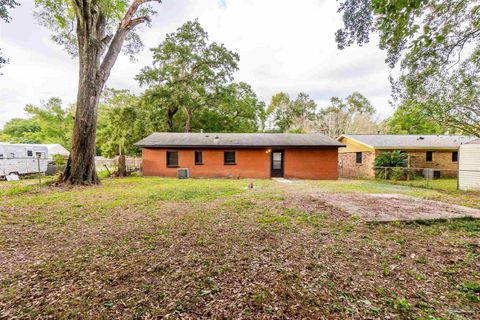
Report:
135,132,344,148
339,134,476,149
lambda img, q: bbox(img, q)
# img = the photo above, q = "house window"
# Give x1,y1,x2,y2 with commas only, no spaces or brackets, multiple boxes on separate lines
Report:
452,151,458,162
27,150,33,157
195,151,203,165
166,151,179,167
426,151,433,162
224,151,236,165
356,152,363,164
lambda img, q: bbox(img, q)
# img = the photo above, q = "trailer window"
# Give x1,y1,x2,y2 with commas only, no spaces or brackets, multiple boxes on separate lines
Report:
35,152,44,158
9,153,14,159
27,150,33,157
0,154,3,159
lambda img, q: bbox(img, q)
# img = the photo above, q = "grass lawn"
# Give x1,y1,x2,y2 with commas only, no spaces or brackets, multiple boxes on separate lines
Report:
1,177,479,319
388,178,458,192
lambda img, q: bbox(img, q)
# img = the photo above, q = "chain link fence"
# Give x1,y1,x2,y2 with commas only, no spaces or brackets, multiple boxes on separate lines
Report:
374,167,458,191
0,156,142,188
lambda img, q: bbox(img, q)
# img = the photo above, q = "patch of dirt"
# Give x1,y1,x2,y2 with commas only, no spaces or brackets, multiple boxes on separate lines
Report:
312,192,480,221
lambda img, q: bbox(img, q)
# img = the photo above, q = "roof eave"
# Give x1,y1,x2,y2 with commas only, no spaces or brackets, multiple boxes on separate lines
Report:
337,135,375,149
135,144,345,149
374,146,460,150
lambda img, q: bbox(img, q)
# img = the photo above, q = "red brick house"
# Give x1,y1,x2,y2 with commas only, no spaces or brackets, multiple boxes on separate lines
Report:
135,133,344,179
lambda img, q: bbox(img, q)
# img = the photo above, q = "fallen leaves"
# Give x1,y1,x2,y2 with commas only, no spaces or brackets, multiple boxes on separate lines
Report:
0,177,478,319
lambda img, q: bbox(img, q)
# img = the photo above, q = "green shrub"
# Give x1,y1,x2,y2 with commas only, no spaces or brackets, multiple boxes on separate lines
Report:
374,151,407,180
375,150,407,167
390,167,404,181
52,154,68,166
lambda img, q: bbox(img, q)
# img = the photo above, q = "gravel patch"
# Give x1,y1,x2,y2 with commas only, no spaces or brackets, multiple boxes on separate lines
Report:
312,192,480,221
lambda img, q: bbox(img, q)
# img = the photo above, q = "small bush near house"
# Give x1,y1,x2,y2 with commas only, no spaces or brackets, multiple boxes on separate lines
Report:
374,150,407,180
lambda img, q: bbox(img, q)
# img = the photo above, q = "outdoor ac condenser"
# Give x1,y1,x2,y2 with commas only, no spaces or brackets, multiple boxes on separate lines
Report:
177,168,190,179
423,169,441,180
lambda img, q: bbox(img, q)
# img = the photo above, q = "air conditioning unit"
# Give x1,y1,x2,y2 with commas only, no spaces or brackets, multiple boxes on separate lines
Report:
423,169,441,180
177,168,190,179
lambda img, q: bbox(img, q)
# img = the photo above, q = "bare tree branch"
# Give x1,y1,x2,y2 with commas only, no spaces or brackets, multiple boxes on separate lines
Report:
98,0,161,82
127,16,151,30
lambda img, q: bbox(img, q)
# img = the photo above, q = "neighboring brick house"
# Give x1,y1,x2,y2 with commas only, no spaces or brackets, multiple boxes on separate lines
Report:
135,132,345,179
337,134,475,178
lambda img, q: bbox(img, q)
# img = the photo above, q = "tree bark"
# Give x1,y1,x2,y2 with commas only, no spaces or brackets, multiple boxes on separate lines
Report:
118,154,127,177
183,107,193,132
167,106,178,131
62,0,158,185
62,70,103,184
62,3,104,185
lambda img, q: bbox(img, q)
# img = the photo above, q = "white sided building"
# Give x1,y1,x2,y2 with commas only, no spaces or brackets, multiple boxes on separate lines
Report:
459,139,480,191
43,144,70,157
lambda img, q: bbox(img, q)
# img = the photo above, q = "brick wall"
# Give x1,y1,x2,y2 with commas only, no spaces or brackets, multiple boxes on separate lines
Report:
142,147,339,179
377,150,459,177
284,148,339,180
339,149,459,179
142,148,271,178
339,151,375,178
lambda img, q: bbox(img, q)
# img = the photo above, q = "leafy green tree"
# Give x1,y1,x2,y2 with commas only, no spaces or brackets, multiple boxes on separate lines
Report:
0,0,18,21
316,92,376,138
0,118,40,143
395,48,480,136
386,101,446,134
136,86,176,133
267,92,317,132
137,20,265,133
137,20,240,132
336,0,480,136
0,98,74,146
34,0,162,184
24,97,74,147
192,82,266,133
0,0,19,69
138,81,265,134
97,89,142,157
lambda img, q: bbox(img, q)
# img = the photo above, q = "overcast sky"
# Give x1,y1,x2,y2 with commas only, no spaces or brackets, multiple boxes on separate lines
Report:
0,0,396,128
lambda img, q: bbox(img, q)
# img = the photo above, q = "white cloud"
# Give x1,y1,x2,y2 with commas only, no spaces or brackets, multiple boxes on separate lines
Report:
0,0,395,128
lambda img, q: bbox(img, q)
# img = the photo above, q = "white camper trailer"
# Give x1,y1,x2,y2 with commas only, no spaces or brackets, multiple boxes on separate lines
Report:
0,143,49,177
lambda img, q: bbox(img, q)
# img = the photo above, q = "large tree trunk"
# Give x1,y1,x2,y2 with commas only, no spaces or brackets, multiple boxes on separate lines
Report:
62,80,102,184
62,6,105,185
61,0,155,185
117,154,127,177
